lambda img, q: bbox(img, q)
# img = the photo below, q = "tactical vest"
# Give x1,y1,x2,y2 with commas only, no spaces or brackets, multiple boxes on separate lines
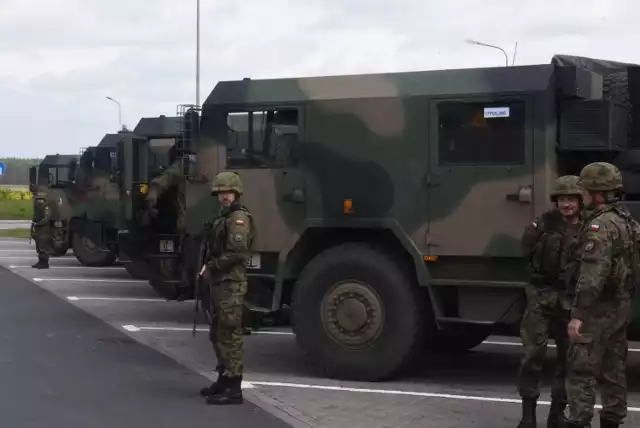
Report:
529,211,579,289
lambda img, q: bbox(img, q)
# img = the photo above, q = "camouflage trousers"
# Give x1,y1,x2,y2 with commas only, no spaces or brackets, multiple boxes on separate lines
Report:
208,280,248,377
517,284,570,402
566,302,631,425
34,229,53,261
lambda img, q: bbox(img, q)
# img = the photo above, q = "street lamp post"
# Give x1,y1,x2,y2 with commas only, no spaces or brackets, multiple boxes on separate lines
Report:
465,39,510,67
105,96,122,129
196,0,200,108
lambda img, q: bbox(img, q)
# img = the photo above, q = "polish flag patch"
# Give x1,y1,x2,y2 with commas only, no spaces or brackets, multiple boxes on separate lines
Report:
589,223,600,231
235,220,245,225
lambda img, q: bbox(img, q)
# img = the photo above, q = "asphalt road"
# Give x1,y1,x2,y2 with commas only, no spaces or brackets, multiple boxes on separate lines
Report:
2,238,640,428
0,220,30,229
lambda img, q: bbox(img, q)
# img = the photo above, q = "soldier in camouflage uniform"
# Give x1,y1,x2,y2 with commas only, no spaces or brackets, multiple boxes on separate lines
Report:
564,162,640,428
144,157,186,234
31,195,53,269
516,175,584,428
198,171,254,405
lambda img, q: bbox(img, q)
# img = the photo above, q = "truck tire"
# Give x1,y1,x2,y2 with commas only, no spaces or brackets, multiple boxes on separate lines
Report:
291,242,428,381
72,233,117,267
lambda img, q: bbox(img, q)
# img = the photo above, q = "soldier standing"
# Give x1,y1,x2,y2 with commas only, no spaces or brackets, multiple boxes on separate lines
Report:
198,171,254,405
31,195,53,269
516,175,584,428
564,162,640,428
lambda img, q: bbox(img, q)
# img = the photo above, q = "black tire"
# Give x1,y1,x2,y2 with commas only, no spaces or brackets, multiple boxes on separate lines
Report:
123,260,151,280
51,242,69,257
72,233,117,266
147,259,182,300
291,242,429,382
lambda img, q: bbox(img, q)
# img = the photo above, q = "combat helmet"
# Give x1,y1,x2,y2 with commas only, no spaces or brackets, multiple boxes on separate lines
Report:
577,162,623,192
550,175,582,202
210,171,243,196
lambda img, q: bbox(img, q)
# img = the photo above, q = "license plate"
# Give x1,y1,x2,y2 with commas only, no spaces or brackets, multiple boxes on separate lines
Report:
246,254,261,269
54,220,63,228
159,240,174,253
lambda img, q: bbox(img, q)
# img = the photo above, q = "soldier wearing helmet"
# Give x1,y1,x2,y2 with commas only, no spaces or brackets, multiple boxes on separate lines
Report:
31,192,53,269
198,171,255,405
564,162,640,428
516,175,584,428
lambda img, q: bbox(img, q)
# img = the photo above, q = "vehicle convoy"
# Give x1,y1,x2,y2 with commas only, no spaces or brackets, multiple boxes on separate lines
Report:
72,115,183,275
29,117,183,274
118,54,640,381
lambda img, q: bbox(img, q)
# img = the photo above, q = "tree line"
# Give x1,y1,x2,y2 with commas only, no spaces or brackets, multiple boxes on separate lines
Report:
0,158,42,185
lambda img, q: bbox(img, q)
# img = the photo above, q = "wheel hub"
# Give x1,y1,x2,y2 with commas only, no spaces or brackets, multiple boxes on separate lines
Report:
321,280,385,349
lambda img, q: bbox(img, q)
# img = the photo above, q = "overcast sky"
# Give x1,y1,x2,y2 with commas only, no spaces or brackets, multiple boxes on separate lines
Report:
0,0,636,158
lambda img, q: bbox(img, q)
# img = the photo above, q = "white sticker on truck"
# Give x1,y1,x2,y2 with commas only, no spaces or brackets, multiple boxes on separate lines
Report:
484,107,510,118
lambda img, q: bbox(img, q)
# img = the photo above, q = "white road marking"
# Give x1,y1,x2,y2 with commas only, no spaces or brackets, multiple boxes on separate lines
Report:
33,277,146,283
121,324,294,335
67,296,166,302
242,381,640,411
0,249,38,252
9,264,122,270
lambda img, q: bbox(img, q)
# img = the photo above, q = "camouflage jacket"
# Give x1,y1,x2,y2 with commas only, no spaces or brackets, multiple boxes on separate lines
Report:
147,160,186,232
33,199,51,228
204,201,255,284
568,203,640,321
521,209,582,290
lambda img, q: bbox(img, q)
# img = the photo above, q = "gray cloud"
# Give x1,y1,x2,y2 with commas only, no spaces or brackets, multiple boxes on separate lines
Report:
0,0,638,158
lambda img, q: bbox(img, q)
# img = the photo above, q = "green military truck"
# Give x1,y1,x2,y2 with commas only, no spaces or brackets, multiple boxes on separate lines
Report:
29,154,79,258
118,55,640,382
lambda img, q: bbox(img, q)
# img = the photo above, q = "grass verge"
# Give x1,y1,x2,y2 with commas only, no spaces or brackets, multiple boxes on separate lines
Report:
0,199,33,220
0,228,31,239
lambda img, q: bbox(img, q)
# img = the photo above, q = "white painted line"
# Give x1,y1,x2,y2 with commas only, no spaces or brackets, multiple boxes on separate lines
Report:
482,340,640,353
33,277,146,283
121,324,294,335
122,325,141,332
0,249,40,253
244,381,640,411
67,296,166,302
9,264,122,270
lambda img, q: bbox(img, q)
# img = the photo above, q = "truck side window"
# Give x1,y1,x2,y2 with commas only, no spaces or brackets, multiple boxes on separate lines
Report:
225,108,299,169
438,101,525,166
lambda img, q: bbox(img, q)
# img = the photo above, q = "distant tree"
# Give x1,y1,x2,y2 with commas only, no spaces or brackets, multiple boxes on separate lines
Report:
0,157,42,185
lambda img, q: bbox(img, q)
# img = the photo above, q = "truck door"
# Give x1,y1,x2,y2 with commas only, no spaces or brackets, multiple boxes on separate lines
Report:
427,97,535,257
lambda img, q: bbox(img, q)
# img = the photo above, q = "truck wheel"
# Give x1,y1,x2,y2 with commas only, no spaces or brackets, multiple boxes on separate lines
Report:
72,233,117,267
291,242,427,381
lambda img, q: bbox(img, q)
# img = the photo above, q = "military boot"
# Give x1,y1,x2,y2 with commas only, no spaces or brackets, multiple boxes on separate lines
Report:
599,417,619,428
563,420,588,428
547,400,567,428
517,398,537,428
206,375,243,405
199,370,225,397
31,257,49,269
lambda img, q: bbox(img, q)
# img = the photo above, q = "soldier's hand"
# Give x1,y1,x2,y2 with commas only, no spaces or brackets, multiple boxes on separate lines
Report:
568,318,583,342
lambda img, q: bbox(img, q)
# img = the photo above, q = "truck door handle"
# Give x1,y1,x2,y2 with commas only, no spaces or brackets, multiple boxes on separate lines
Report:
506,185,532,203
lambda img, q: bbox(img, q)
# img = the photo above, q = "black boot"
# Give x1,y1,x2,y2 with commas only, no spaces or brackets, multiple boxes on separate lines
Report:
517,398,537,428
199,370,225,397
547,400,566,428
563,420,587,428
600,417,619,428
206,375,243,405
31,258,49,269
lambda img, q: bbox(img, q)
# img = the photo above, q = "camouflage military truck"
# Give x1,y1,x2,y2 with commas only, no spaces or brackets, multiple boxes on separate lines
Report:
118,54,640,382
28,154,79,258
66,116,183,275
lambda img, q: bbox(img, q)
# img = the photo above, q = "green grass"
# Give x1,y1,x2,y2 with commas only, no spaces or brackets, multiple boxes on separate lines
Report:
0,185,29,191
0,228,31,239
0,199,32,220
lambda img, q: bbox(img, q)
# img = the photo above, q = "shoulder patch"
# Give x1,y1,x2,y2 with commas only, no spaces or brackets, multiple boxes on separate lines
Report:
233,233,243,242
589,223,600,232
235,219,245,225
531,221,538,228
584,240,595,252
